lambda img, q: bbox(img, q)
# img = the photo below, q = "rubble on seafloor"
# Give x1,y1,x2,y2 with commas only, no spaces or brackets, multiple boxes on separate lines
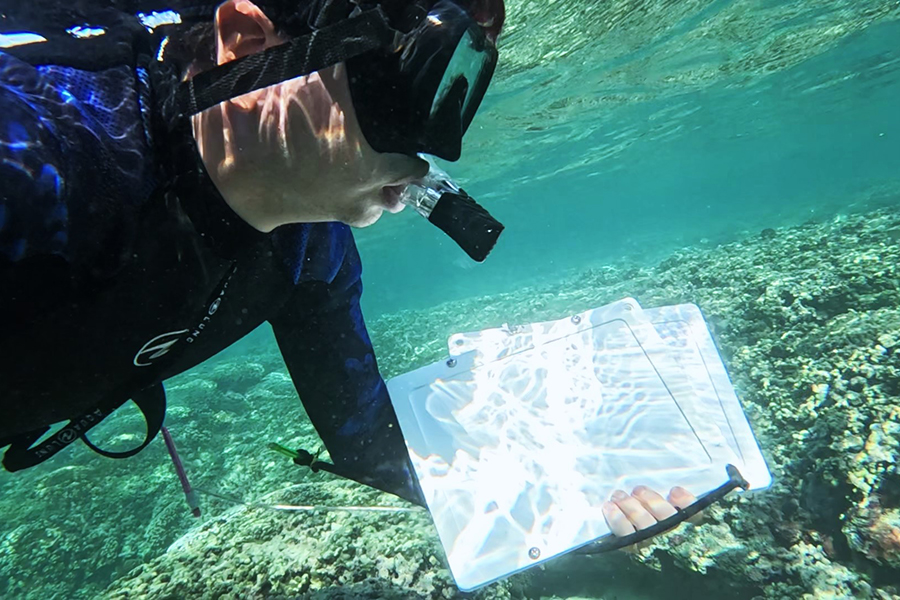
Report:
2,206,900,599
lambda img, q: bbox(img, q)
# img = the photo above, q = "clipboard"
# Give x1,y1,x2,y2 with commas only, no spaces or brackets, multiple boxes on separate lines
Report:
387,298,770,591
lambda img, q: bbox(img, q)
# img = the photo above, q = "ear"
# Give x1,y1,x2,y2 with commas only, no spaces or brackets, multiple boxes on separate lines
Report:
214,0,281,65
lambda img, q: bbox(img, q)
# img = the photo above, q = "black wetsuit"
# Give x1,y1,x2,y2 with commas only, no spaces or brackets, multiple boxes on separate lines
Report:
0,47,421,504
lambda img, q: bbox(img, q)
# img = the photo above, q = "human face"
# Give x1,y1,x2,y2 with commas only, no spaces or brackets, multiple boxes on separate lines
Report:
192,0,429,232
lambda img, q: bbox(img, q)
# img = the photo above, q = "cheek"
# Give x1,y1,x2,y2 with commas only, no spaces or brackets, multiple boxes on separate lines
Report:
192,110,224,171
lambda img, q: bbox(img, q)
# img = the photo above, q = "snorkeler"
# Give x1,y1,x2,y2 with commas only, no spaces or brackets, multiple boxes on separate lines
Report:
0,0,695,544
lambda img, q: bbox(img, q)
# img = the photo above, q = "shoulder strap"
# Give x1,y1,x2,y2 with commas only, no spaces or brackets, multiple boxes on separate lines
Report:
2,384,166,470
2,262,238,471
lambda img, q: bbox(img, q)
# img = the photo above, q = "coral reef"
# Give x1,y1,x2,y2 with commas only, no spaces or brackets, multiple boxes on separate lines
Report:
371,207,900,599
0,347,316,599
3,205,900,599
103,482,526,599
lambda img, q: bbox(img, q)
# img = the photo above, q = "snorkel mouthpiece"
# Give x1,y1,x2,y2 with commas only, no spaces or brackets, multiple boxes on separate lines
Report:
399,158,504,262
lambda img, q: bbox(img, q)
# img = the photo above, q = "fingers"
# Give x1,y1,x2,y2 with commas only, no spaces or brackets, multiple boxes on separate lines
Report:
632,485,678,520
610,490,657,530
603,485,700,541
668,486,703,525
667,486,697,509
602,501,636,537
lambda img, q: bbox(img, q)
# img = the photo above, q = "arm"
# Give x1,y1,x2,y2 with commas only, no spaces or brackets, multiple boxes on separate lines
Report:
270,234,425,506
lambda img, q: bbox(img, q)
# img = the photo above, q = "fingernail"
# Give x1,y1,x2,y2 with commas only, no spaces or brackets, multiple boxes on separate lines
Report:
672,486,693,499
611,490,628,501
632,485,648,495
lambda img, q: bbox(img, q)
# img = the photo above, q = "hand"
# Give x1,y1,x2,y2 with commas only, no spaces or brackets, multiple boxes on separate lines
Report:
602,485,698,542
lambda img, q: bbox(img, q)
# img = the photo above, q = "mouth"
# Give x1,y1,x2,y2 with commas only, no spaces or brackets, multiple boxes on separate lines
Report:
380,185,407,213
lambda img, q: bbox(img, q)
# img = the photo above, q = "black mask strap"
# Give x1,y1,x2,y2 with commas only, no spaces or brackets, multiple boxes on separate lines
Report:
170,6,396,119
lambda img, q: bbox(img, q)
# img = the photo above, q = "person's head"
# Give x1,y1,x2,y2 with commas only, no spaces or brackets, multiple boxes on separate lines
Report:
169,0,504,231
180,0,424,230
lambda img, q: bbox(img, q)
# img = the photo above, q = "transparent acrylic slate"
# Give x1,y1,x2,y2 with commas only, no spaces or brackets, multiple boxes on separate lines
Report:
446,299,740,471
449,299,771,489
387,299,750,591
643,304,771,490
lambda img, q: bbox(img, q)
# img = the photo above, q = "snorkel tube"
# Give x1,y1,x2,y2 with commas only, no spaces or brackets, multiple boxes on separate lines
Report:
148,1,506,262
400,157,504,262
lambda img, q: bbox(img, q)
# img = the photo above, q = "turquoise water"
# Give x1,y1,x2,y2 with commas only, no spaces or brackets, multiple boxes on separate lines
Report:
229,2,900,350
3,1,900,598
356,5,900,317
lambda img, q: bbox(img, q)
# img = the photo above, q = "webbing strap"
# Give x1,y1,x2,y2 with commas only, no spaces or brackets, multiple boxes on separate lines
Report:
2,263,238,471
2,384,166,470
81,384,166,459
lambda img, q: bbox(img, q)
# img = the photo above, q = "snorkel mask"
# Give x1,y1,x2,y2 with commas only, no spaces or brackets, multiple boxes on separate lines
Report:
346,0,500,161
160,0,505,260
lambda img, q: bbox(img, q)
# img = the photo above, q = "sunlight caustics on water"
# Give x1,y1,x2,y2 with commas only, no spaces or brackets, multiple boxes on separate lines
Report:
2,1,900,598
357,0,900,317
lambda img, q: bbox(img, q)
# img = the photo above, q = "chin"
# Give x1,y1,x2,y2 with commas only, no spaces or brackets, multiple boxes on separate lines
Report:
344,206,384,229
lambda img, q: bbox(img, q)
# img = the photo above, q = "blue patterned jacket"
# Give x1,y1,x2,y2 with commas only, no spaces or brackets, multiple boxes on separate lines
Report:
0,48,421,504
